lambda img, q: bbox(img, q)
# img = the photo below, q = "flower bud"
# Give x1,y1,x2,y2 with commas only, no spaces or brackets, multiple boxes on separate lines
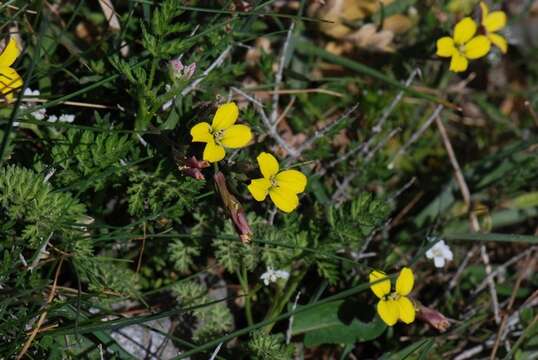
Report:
179,156,208,180
214,171,252,243
416,303,450,332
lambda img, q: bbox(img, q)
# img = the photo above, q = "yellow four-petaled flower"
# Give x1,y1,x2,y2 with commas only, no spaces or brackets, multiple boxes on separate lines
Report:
190,102,252,163
0,38,22,103
480,2,507,53
436,17,490,72
248,152,307,213
369,267,416,326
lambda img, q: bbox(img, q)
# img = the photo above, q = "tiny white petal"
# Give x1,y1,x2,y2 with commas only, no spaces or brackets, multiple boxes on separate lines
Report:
434,256,445,268
47,115,58,123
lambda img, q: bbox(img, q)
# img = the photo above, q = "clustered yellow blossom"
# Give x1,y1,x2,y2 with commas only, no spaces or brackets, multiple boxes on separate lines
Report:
369,267,416,326
190,102,308,213
0,38,22,102
436,2,507,72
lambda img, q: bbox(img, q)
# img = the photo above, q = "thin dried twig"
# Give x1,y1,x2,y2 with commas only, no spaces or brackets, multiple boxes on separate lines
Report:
231,87,299,156
388,105,443,169
209,342,224,360
286,291,301,344
17,257,64,360
270,22,295,126
434,113,501,325
292,105,359,158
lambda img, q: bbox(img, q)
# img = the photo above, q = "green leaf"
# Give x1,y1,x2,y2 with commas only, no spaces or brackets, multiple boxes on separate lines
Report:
292,299,386,347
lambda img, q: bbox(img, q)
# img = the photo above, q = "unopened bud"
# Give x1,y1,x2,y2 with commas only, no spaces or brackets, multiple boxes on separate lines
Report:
179,156,209,180
417,303,450,332
214,171,252,243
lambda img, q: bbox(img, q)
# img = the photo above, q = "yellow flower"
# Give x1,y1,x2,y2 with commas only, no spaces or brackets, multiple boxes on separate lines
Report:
190,102,252,163
0,38,23,103
436,17,491,72
369,267,416,326
480,2,507,53
247,152,307,213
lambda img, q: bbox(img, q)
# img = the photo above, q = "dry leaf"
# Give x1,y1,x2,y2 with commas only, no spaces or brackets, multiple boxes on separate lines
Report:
347,24,395,52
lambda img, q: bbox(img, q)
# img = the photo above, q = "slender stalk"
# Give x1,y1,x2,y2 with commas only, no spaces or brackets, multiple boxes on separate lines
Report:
263,268,307,333
237,265,254,326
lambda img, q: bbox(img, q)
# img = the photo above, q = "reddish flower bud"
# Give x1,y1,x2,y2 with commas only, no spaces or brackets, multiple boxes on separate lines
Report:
417,304,451,332
178,156,209,180
214,171,252,243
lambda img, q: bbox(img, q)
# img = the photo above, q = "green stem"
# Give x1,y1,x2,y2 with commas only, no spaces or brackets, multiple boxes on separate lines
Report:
237,264,254,326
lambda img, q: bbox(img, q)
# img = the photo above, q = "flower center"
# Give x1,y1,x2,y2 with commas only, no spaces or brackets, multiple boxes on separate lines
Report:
386,292,400,301
212,129,224,144
269,176,278,189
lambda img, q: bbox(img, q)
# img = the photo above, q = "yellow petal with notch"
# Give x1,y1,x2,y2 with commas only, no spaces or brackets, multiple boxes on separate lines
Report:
190,122,212,143
453,17,477,45
269,186,299,213
484,11,506,33
449,52,468,72
275,170,307,194
397,296,416,324
395,267,414,296
488,33,507,53
464,35,491,59
247,178,271,201
257,152,279,179
203,140,226,163
436,37,456,57
369,270,391,299
377,299,399,326
0,38,20,67
220,124,252,148
212,102,239,131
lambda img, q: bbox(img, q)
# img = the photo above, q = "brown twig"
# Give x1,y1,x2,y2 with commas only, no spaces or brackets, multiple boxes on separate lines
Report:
434,113,501,325
17,256,64,359
489,252,532,359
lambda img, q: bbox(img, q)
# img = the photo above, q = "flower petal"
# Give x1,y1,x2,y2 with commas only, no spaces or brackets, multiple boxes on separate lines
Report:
275,170,307,194
434,256,445,268
220,124,252,148
397,296,416,324
436,37,456,57
449,52,468,72
0,38,20,67
269,186,299,213
453,17,477,45
480,2,489,19
190,122,212,143
484,11,507,33
248,178,271,201
203,140,226,163
464,35,491,59
211,102,239,131
396,267,414,296
257,152,279,179
369,270,391,299
488,33,508,53
377,299,399,326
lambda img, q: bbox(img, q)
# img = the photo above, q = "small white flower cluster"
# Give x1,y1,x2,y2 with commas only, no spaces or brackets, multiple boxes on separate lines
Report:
260,267,289,286
21,88,75,124
426,238,454,268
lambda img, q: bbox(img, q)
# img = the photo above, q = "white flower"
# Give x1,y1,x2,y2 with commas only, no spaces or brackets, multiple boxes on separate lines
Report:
23,88,40,97
59,114,75,123
426,239,453,268
21,88,47,121
260,267,289,286
31,108,47,121
47,115,58,123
